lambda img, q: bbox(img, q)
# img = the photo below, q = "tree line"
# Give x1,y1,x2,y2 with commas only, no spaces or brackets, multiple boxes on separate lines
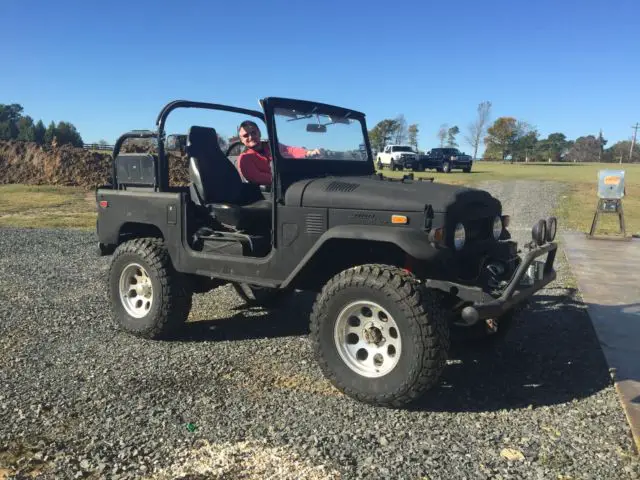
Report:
0,103,84,148
368,101,639,163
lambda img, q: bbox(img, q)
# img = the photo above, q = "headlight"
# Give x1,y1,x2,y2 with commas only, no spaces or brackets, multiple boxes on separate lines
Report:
531,219,547,246
492,216,503,240
454,223,466,250
546,216,557,241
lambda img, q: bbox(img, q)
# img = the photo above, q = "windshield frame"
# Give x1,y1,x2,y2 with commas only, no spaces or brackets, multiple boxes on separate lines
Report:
262,97,375,182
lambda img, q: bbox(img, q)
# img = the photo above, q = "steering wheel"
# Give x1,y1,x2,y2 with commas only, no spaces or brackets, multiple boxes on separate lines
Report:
226,141,244,157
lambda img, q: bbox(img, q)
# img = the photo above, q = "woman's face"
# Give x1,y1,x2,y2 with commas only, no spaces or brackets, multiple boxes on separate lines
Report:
239,124,261,149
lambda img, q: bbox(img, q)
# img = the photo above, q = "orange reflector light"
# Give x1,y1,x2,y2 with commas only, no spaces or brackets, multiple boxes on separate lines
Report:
429,227,444,243
99,200,108,208
391,215,408,224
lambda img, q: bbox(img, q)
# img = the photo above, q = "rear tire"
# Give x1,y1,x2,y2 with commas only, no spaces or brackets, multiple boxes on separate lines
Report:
442,161,451,173
310,264,449,407
108,238,192,339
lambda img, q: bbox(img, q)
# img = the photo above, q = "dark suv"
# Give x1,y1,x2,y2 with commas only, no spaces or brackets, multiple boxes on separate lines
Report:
96,97,558,408
419,147,473,173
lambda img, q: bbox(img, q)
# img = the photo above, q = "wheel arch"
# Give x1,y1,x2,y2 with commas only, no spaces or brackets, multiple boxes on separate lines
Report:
118,222,165,243
281,226,440,291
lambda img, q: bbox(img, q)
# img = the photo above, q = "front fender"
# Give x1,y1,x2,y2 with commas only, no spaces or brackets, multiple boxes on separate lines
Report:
280,225,441,288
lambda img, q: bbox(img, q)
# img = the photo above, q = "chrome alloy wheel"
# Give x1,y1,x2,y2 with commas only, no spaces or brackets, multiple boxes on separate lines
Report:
119,263,153,318
334,300,402,378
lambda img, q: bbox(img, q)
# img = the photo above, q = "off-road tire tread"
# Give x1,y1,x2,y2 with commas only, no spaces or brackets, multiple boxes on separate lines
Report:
310,264,449,407
109,237,192,339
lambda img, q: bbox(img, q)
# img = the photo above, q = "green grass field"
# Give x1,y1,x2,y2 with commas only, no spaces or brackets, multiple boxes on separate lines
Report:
378,161,639,236
0,161,638,235
0,184,96,230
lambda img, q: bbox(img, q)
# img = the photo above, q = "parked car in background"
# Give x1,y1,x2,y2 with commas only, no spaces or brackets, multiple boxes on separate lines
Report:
376,144,418,171
418,147,473,173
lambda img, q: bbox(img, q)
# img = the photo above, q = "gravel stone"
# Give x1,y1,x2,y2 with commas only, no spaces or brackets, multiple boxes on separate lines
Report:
1,179,639,479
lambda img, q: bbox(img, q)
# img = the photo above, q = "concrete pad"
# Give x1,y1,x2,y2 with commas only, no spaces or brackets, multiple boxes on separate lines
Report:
563,231,640,452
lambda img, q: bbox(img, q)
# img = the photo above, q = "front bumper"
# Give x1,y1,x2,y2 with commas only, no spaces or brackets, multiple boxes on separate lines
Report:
464,242,557,322
426,242,558,323
397,156,418,168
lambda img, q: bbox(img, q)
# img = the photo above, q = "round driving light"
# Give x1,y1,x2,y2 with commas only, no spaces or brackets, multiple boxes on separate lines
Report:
454,223,466,250
531,219,546,246
546,216,557,241
492,216,503,240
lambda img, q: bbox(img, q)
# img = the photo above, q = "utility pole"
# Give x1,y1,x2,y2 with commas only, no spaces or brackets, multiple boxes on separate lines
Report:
629,123,639,164
598,128,603,162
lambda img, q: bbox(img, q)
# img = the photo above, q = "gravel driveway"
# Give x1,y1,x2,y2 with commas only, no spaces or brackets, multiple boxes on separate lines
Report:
1,179,639,479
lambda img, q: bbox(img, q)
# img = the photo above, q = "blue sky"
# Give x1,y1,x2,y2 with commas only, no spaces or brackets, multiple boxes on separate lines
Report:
1,0,638,154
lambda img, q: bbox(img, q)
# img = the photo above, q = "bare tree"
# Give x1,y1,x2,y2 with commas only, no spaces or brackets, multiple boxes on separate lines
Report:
408,124,419,150
393,114,408,144
437,124,448,147
464,101,492,159
447,126,460,147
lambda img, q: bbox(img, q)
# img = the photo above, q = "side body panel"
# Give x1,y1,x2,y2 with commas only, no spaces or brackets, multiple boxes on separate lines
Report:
96,189,183,260
96,186,443,289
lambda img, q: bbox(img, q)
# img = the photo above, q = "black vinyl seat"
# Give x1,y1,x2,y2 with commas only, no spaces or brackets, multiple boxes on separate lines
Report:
187,126,271,233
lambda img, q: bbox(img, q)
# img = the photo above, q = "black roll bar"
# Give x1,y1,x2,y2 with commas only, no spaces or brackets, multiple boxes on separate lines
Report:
154,100,265,190
111,130,158,189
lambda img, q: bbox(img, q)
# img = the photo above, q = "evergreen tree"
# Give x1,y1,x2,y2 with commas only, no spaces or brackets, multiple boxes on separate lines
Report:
44,121,57,144
34,120,46,145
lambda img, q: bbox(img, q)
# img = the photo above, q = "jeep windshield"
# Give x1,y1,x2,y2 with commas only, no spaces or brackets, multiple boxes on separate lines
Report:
273,106,368,162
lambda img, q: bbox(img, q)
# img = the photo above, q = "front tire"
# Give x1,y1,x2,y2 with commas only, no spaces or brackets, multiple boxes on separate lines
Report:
310,265,449,407
108,238,192,339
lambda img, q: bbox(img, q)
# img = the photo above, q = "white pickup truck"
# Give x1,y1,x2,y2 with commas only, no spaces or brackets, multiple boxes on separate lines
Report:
375,144,418,171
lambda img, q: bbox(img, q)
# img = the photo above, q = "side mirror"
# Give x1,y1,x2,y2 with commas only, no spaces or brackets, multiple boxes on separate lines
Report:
306,124,327,133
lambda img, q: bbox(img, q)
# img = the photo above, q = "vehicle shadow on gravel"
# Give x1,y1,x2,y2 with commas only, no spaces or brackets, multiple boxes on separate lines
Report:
411,288,614,413
175,287,614,413
175,291,316,342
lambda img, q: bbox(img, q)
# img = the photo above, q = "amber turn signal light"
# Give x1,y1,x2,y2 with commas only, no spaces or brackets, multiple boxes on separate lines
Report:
391,215,408,224
428,227,444,243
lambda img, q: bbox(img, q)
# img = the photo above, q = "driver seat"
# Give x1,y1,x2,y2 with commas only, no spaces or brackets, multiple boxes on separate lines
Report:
187,126,271,233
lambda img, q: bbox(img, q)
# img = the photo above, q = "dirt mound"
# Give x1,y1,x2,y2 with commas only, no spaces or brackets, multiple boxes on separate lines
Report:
0,140,190,189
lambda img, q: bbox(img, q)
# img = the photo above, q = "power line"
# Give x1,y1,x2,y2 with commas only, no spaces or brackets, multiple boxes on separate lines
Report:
629,122,639,164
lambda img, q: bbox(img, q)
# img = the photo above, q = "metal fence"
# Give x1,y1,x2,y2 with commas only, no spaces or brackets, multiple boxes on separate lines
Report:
82,143,114,151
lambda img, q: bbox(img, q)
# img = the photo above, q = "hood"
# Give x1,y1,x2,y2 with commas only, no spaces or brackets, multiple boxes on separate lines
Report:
288,175,501,216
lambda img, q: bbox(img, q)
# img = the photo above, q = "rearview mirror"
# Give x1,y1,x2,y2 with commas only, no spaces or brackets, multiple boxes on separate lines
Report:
306,124,327,133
